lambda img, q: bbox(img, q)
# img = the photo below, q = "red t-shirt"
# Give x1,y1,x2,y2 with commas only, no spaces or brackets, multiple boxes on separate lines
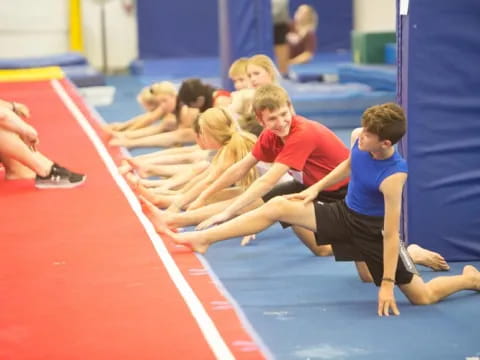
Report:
251,115,349,190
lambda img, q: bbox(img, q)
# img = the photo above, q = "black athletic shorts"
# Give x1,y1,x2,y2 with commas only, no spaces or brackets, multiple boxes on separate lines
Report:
313,200,415,286
263,180,348,227
273,23,289,45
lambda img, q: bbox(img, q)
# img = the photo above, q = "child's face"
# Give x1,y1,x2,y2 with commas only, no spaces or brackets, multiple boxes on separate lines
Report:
257,105,293,138
247,64,273,88
358,128,391,152
232,75,250,90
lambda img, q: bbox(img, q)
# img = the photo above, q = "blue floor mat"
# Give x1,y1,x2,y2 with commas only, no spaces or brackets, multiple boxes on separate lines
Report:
338,63,397,91
289,51,352,83
131,57,220,79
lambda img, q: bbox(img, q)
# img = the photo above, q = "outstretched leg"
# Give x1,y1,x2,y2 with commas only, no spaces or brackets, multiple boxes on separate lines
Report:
109,128,195,148
145,195,317,254
400,265,480,305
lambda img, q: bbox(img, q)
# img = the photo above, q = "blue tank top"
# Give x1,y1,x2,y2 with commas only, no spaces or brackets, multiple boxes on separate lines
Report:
345,140,408,216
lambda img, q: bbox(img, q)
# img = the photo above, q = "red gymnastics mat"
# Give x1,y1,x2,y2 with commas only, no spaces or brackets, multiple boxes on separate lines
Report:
0,78,269,360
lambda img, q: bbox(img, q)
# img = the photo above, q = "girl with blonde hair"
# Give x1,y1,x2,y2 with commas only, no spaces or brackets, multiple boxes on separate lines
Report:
228,57,251,90
125,107,258,210
230,54,282,136
106,81,177,134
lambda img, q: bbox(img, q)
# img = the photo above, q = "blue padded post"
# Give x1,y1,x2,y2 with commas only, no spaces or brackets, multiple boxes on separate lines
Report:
218,0,274,90
400,0,480,261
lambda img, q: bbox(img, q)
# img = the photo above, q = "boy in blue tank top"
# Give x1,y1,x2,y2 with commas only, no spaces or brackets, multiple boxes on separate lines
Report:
144,103,480,316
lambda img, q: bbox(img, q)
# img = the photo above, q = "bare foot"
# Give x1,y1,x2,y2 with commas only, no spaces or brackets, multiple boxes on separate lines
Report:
118,163,133,176
124,171,141,193
170,230,210,254
124,172,168,206
126,158,150,178
408,244,450,271
139,196,209,253
100,122,117,134
462,265,480,291
139,195,174,234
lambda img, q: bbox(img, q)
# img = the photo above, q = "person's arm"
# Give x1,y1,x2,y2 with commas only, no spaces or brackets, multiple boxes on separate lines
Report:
195,161,290,229
377,172,407,317
288,31,316,65
128,106,169,130
168,164,223,211
134,145,200,161
289,51,314,65
122,116,177,139
286,127,361,203
0,107,38,149
0,99,30,117
113,106,167,132
187,153,259,210
178,106,199,129
226,89,254,118
161,161,209,192
287,157,351,203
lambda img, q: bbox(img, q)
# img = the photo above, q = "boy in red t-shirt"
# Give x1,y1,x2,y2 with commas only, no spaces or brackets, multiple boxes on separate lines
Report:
175,84,349,255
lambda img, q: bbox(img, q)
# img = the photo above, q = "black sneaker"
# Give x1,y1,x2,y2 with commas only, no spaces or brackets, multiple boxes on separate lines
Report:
35,164,86,189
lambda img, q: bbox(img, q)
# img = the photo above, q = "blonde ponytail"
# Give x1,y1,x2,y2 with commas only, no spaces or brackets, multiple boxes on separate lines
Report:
199,108,259,188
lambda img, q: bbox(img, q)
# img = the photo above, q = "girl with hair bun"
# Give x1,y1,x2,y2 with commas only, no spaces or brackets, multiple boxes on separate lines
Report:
106,81,177,134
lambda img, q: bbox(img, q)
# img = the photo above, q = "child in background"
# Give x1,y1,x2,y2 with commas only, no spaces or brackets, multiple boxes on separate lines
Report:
106,81,177,135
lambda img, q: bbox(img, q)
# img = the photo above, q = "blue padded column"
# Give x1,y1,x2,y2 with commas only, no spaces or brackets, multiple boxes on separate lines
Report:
401,0,480,260
218,0,274,90
397,0,409,241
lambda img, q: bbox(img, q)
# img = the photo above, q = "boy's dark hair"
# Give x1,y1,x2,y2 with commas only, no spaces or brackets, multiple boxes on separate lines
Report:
252,84,290,117
361,103,406,145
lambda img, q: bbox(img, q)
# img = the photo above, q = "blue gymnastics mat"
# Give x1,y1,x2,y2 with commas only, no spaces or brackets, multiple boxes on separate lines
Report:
130,57,220,79
338,63,397,91
282,80,395,128
288,51,352,83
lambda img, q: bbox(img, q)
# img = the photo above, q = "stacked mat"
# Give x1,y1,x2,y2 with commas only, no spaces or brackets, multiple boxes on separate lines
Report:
0,52,106,88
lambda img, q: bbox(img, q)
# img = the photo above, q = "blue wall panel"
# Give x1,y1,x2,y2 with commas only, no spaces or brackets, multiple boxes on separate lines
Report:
219,0,274,90
402,0,480,260
137,0,219,58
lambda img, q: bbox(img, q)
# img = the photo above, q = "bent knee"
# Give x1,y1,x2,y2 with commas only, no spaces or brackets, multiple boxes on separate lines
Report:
312,246,332,257
408,291,435,305
264,196,291,218
400,280,436,305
